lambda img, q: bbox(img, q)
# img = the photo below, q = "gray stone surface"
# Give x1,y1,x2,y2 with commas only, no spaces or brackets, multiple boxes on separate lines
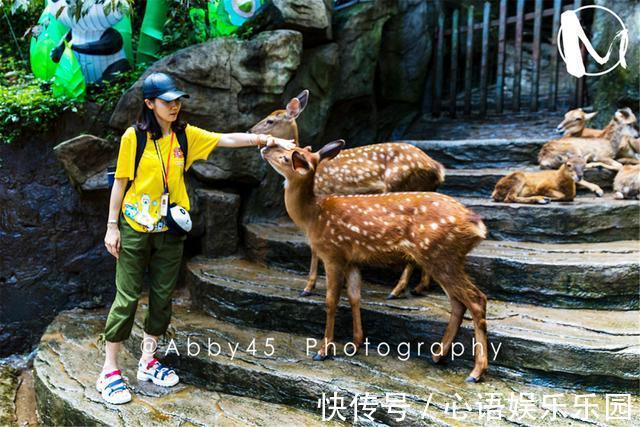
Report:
379,0,433,104
244,221,639,310
243,0,332,46
190,147,267,185
188,257,640,390
0,365,18,427
34,307,327,426
53,134,117,192
110,30,303,133
195,189,241,257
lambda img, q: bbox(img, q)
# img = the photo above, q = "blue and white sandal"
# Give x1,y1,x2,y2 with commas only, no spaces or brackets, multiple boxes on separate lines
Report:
96,369,132,404
136,358,180,387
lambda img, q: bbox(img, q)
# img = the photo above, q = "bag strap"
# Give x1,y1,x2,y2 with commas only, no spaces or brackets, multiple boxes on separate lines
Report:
175,128,188,172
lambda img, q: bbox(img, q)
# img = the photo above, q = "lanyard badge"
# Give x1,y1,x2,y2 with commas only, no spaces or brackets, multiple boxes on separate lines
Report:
153,132,175,217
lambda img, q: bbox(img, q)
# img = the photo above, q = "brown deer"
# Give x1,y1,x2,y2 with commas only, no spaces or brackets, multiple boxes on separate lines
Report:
260,140,489,383
251,91,444,299
613,164,640,200
555,108,600,137
538,108,639,196
492,156,585,204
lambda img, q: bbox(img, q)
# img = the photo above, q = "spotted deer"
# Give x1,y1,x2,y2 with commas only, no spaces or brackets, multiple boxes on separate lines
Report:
538,108,639,196
260,140,489,382
251,91,445,299
492,156,585,204
555,108,600,137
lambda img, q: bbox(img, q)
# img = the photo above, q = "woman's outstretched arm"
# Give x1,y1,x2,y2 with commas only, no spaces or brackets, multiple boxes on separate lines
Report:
217,133,294,149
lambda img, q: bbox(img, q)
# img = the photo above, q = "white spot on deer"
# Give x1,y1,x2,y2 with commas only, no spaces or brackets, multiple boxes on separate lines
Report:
433,201,440,207
402,165,409,171
420,205,428,213
448,215,456,223
350,225,360,233
431,223,438,230
440,218,447,224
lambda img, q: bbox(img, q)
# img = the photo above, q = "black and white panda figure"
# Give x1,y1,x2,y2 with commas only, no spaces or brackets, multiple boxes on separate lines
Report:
51,0,130,83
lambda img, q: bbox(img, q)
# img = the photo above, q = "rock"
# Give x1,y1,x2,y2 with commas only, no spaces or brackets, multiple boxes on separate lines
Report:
195,189,241,257
379,0,433,104
283,43,340,146
242,0,332,46
109,30,303,133
242,167,287,222
322,96,379,147
0,365,19,426
53,134,117,191
589,0,640,127
332,0,395,102
188,257,640,390
190,147,266,185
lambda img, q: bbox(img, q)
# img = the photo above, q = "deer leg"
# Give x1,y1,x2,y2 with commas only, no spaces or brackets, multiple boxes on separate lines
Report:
313,262,344,361
431,296,466,365
586,159,623,171
411,269,431,295
345,266,363,349
504,193,551,204
387,264,414,299
300,251,319,297
545,189,572,201
577,179,604,197
457,278,489,383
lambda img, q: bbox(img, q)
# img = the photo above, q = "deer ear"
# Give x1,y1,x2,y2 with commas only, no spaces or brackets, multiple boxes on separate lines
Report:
318,140,345,162
584,111,598,120
295,89,309,112
303,145,312,152
286,97,301,119
291,150,311,173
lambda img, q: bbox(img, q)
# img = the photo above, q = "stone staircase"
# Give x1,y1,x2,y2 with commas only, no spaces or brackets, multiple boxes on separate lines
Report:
34,137,640,425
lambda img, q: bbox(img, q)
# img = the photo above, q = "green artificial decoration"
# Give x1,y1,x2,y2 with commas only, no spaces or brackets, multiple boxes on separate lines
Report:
136,0,170,66
189,7,208,43
113,14,133,66
52,42,85,101
29,9,68,81
208,0,262,38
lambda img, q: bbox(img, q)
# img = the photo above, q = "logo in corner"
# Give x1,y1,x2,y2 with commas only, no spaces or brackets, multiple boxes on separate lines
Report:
558,5,628,78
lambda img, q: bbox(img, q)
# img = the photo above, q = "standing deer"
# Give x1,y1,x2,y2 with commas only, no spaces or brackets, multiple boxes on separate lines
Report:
555,108,600,137
251,90,445,299
492,156,585,204
538,108,639,195
260,140,489,382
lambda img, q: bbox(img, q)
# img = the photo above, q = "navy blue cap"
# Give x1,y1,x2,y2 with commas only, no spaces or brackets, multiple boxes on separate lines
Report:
142,72,190,101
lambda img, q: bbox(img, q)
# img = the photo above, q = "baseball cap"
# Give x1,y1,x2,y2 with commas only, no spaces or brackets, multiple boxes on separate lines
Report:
142,72,190,101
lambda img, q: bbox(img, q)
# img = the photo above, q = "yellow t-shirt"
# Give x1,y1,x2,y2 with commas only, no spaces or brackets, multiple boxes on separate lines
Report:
114,124,221,233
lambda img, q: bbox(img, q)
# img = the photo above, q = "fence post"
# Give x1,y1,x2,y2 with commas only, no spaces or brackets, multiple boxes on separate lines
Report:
464,6,474,116
530,0,543,112
548,0,562,110
479,2,491,116
433,13,445,117
495,0,507,114
512,0,525,111
449,10,459,117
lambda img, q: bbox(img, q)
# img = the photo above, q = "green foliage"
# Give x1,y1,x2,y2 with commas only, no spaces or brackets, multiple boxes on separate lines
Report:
0,70,80,144
86,63,145,113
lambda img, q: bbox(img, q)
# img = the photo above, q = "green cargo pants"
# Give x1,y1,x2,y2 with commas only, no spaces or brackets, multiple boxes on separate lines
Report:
102,214,186,343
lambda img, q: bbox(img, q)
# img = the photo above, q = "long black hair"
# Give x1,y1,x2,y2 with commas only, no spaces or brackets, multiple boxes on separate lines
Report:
135,99,187,141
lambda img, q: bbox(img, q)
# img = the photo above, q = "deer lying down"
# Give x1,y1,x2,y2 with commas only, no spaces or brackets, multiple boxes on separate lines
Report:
260,140,489,382
492,157,585,204
538,108,639,196
556,108,600,137
613,165,640,200
251,91,444,299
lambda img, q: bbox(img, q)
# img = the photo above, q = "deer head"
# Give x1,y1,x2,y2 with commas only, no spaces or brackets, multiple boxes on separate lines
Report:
249,90,310,144
562,155,586,182
555,108,598,136
260,139,344,183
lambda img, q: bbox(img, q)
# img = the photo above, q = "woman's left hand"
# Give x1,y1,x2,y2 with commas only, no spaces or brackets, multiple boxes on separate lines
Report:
264,136,296,150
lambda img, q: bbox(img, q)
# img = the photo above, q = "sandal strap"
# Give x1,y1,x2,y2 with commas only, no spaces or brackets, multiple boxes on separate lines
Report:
105,369,122,378
106,378,125,390
108,385,128,396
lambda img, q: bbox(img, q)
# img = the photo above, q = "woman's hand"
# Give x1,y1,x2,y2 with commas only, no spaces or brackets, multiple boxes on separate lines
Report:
262,135,296,150
105,224,121,260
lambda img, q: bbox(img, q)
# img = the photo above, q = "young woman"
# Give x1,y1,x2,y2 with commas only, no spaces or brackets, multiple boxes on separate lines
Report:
97,72,293,404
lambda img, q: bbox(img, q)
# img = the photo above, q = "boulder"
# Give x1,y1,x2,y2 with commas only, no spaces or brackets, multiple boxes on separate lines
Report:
332,0,395,102
242,0,332,46
379,0,433,104
0,365,19,426
283,43,340,147
53,134,117,191
190,147,266,185
109,30,303,133
195,189,241,257
589,0,640,127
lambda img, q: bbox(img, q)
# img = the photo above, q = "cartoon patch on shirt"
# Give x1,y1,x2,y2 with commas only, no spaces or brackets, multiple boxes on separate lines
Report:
134,194,156,231
173,147,185,167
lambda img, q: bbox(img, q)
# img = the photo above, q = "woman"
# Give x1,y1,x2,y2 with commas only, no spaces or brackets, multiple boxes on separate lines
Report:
97,72,293,404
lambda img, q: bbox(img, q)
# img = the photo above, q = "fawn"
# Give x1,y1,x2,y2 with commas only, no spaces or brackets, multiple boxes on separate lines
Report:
555,108,600,138
260,140,489,382
539,108,639,196
613,164,640,200
251,91,444,299
492,156,585,204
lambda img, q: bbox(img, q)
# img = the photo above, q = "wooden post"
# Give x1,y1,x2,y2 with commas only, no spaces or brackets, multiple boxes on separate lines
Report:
548,0,562,110
464,6,474,116
479,2,491,116
450,10,459,117
512,0,524,111
495,0,507,113
573,0,582,108
434,13,445,117
530,0,543,111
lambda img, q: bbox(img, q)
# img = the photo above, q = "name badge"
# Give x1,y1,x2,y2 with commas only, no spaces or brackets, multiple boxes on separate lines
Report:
160,193,169,216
